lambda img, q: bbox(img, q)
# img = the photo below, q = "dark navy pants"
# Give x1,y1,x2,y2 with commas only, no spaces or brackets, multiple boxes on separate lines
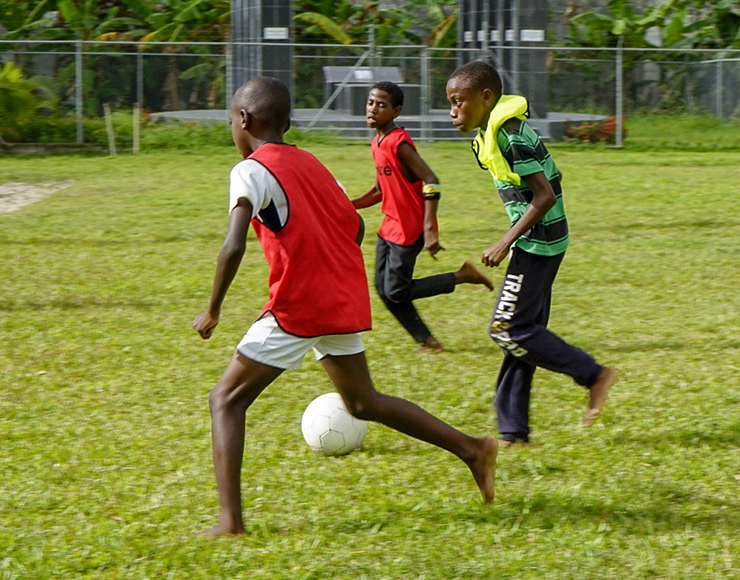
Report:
489,247,602,442
375,235,456,343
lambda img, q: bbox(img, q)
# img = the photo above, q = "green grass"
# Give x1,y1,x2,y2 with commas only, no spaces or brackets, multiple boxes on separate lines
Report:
1,140,739,579
622,113,740,150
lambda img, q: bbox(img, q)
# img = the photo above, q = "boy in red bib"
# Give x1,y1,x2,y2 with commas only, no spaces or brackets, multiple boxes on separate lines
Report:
352,82,493,352
193,77,498,537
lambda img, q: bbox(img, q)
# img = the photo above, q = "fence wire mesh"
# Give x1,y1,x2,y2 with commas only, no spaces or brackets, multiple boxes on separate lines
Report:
2,40,739,144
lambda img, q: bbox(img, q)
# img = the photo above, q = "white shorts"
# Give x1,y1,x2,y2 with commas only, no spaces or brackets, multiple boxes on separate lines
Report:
236,314,365,370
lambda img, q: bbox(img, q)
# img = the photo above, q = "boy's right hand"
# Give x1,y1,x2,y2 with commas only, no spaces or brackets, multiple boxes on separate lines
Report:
424,229,445,259
193,310,220,340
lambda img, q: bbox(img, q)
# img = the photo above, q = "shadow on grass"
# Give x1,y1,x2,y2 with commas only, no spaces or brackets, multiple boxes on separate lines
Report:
622,427,740,448
456,489,740,533
0,234,212,246
1,298,157,311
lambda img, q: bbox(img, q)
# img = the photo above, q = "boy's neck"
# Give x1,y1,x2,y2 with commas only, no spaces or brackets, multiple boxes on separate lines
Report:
249,130,285,151
376,121,398,138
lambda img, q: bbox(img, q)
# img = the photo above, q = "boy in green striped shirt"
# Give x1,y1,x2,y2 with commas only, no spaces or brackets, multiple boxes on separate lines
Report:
446,61,617,445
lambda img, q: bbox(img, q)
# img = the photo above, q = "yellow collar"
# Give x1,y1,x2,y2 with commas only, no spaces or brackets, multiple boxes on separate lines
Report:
473,95,529,185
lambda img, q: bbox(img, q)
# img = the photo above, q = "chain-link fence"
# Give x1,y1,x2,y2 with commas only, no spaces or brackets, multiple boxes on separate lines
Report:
2,39,739,144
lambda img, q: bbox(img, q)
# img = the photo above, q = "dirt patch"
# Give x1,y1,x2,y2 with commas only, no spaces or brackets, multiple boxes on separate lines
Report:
0,182,73,214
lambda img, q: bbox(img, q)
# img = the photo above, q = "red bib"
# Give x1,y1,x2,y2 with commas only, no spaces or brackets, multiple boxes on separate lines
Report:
248,144,371,337
372,127,425,246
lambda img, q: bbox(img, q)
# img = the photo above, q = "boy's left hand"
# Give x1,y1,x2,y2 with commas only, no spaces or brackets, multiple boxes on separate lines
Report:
424,230,445,259
193,310,220,339
481,240,510,267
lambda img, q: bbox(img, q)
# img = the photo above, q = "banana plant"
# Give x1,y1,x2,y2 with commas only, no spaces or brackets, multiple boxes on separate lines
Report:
0,61,57,140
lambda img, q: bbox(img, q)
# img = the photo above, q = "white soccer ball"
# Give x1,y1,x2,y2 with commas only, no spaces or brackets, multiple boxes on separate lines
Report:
301,393,368,456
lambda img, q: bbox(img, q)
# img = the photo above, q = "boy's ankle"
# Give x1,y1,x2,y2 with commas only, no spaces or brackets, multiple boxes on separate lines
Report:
454,260,494,290
418,336,444,353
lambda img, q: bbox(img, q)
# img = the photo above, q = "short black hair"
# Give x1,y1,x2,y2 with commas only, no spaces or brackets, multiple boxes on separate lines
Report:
232,76,291,131
448,61,502,97
371,81,404,108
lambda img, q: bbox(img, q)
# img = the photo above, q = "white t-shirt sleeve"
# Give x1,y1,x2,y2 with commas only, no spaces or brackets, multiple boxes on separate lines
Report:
228,159,290,230
229,160,275,217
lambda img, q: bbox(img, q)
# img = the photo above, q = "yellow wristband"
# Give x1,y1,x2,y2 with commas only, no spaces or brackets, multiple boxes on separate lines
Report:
423,184,441,200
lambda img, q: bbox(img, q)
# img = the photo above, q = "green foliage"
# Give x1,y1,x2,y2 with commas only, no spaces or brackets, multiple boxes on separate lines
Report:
568,0,656,48
294,10,353,44
5,115,93,143
568,0,740,49
0,143,739,579
0,62,57,141
293,0,457,47
140,0,229,43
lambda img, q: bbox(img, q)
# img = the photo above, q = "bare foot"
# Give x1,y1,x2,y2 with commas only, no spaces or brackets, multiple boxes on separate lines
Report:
418,336,444,353
499,440,530,449
468,436,498,504
583,367,618,427
202,522,245,538
455,260,494,291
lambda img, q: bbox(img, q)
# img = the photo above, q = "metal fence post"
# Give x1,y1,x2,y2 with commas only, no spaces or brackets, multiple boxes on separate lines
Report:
136,45,144,109
496,0,504,69
225,42,233,105
715,58,723,118
75,40,83,144
481,0,490,60
512,0,520,93
615,39,624,148
421,47,431,142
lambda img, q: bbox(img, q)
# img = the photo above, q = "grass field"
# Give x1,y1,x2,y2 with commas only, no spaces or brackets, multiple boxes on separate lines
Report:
1,138,739,579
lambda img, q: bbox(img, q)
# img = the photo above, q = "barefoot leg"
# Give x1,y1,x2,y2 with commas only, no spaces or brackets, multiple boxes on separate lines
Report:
205,352,284,537
583,367,618,427
469,436,498,503
321,352,497,502
454,260,494,291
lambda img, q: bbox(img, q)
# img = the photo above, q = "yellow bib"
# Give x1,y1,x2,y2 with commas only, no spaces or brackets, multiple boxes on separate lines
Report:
473,95,529,186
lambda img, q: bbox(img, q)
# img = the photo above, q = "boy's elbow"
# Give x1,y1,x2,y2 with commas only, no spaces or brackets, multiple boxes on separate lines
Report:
536,188,556,211
221,240,246,260
546,192,557,209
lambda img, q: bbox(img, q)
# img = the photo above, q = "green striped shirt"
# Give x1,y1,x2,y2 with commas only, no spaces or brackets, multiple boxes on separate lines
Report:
482,118,569,256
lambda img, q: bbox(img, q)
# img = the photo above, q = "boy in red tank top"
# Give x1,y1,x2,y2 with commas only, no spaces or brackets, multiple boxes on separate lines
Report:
352,82,493,352
192,77,498,537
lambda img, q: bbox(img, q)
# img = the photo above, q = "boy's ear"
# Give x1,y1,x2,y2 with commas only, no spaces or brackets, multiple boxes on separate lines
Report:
481,88,495,106
239,108,250,130
392,105,402,119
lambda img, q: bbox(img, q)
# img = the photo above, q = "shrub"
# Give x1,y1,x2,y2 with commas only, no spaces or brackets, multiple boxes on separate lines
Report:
0,62,58,141
564,116,625,144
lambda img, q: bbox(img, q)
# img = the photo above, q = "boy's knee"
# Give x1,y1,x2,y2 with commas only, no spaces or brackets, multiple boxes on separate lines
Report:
383,284,410,304
208,381,243,412
488,320,528,357
208,382,227,411
343,393,378,421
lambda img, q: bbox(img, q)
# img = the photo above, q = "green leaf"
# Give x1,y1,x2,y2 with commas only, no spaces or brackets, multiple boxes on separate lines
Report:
140,21,179,42
294,11,352,44
24,0,55,26
56,0,80,27
664,12,686,46
174,0,205,24
179,62,212,81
